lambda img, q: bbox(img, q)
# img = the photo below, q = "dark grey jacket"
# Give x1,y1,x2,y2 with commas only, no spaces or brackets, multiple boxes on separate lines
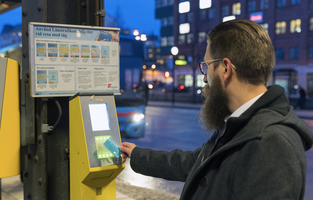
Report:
130,85,313,200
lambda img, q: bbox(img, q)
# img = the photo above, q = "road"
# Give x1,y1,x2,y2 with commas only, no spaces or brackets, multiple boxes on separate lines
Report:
118,106,313,199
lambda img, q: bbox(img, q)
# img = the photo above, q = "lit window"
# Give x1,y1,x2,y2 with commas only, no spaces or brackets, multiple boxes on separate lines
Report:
290,47,299,60
260,0,269,10
180,14,185,24
223,15,236,22
185,75,193,87
261,23,269,33
161,37,167,47
277,0,286,7
275,21,286,34
232,3,241,15
199,0,212,9
248,1,256,12
222,5,229,17
167,36,174,46
187,33,193,44
291,0,301,5
179,1,190,13
198,32,206,43
290,19,301,33
310,18,313,31
275,48,285,61
179,35,185,45
197,74,205,87
149,54,153,58
188,12,193,22
200,10,206,20
209,8,215,19
179,23,190,34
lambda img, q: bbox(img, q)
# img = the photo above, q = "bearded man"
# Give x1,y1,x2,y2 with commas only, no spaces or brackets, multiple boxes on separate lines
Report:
119,19,313,200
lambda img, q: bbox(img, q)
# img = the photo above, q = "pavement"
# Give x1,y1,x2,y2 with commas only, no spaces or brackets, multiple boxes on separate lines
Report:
1,100,313,200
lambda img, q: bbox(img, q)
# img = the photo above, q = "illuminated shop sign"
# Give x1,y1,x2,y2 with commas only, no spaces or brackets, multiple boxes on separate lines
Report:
250,12,263,23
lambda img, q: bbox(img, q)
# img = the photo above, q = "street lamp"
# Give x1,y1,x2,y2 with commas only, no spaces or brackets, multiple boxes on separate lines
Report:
171,46,179,105
151,64,156,99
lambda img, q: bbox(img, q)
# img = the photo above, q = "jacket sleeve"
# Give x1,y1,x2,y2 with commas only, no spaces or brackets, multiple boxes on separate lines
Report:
130,146,202,182
232,129,306,200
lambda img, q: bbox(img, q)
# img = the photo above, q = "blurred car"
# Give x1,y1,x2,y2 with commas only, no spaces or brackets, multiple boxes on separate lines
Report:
115,91,145,138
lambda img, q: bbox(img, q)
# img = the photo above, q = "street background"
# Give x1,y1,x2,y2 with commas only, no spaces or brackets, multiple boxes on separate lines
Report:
1,101,313,200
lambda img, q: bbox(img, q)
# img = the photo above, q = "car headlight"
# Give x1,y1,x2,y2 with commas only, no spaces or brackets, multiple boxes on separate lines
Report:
132,113,145,122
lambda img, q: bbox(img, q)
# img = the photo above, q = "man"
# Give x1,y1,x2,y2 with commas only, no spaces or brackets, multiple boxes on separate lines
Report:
119,19,313,199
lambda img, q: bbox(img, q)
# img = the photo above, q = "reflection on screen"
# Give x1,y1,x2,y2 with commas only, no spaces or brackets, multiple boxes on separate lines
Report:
89,104,110,131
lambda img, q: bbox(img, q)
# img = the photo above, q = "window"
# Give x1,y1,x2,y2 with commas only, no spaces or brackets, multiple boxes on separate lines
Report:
261,23,269,33
276,21,286,34
290,19,301,33
188,12,194,22
310,17,313,31
179,35,185,45
307,74,313,97
198,32,206,43
222,5,229,17
162,18,168,27
156,0,162,8
197,74,205,87
291,0,301,5
180,14,185,24
248,1,256,12
232,3,241,15
309,45,313,59
185,75,193,87
200,10,206,20
168,36,174,46
275,48,284,61
187,33,193,44
168,16,174,25
161,37,167,47
209,8,215,19
290,47,299,60
260,0,269,10
277,0,286,7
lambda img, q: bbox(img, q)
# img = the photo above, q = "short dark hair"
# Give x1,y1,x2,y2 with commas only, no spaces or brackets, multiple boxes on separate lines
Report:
208,19,275,85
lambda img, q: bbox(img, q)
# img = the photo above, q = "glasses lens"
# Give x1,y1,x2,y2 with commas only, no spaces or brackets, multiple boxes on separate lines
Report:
201,63,208,75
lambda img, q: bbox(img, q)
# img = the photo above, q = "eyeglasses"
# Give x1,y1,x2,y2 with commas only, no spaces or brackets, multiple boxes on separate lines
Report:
199,59,237,75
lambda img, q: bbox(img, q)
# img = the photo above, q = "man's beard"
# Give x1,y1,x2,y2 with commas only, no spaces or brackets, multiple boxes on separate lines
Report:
200,75,231,131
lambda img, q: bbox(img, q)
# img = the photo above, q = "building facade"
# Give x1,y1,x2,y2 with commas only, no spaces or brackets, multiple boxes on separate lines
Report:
156,0,313,101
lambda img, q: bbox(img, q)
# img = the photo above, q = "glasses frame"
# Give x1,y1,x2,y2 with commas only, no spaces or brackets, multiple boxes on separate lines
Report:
199,59,237,75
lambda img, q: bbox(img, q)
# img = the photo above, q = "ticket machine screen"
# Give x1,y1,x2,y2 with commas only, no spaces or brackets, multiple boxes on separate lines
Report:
89,104,110,131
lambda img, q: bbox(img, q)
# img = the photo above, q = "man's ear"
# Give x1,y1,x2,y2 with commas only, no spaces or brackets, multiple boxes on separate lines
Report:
223,58,232,82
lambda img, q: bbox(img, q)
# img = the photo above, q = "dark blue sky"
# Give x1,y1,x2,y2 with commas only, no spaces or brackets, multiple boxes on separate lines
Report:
0,1,160,36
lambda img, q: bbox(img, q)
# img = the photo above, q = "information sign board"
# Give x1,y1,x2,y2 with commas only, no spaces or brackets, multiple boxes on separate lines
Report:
29,22,120,97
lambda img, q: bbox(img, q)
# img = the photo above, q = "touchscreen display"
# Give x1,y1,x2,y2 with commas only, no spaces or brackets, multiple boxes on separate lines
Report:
89,104,110,131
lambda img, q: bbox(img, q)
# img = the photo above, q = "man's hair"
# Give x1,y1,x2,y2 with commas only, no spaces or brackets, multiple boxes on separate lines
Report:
208,19,275,85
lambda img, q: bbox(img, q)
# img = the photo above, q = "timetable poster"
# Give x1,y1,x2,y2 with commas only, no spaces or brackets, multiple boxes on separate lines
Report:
29,23,120,97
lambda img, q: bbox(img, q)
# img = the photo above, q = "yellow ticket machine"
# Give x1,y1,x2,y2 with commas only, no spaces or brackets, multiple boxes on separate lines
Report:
69,93,124,200
0,58,20,178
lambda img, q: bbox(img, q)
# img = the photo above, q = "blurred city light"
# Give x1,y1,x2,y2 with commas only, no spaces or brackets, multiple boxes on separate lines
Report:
162,89,166,93
135,36,140,40
179,1,190,13
197,89,202,94
171,46,179,56
164,71,170,78
143,65,147,69
179,23,190,34
133,29,139,36
294,85,299,89
175,60,187,65
76,30,81,37
148,84,153,89
133,84,137,88
140,34,147,41
199,0,212,9
151,64,156,69
223,15,236,22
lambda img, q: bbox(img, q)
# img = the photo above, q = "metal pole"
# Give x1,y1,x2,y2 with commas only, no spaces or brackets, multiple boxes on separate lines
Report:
172,59,175,105
0,178,2,200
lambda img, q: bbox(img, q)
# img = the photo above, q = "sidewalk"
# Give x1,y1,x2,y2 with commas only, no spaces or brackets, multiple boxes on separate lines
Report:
148,100,313,119
1,176,180,200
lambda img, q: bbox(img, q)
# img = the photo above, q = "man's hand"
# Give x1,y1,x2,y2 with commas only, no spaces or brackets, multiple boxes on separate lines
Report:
119,142,136,163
